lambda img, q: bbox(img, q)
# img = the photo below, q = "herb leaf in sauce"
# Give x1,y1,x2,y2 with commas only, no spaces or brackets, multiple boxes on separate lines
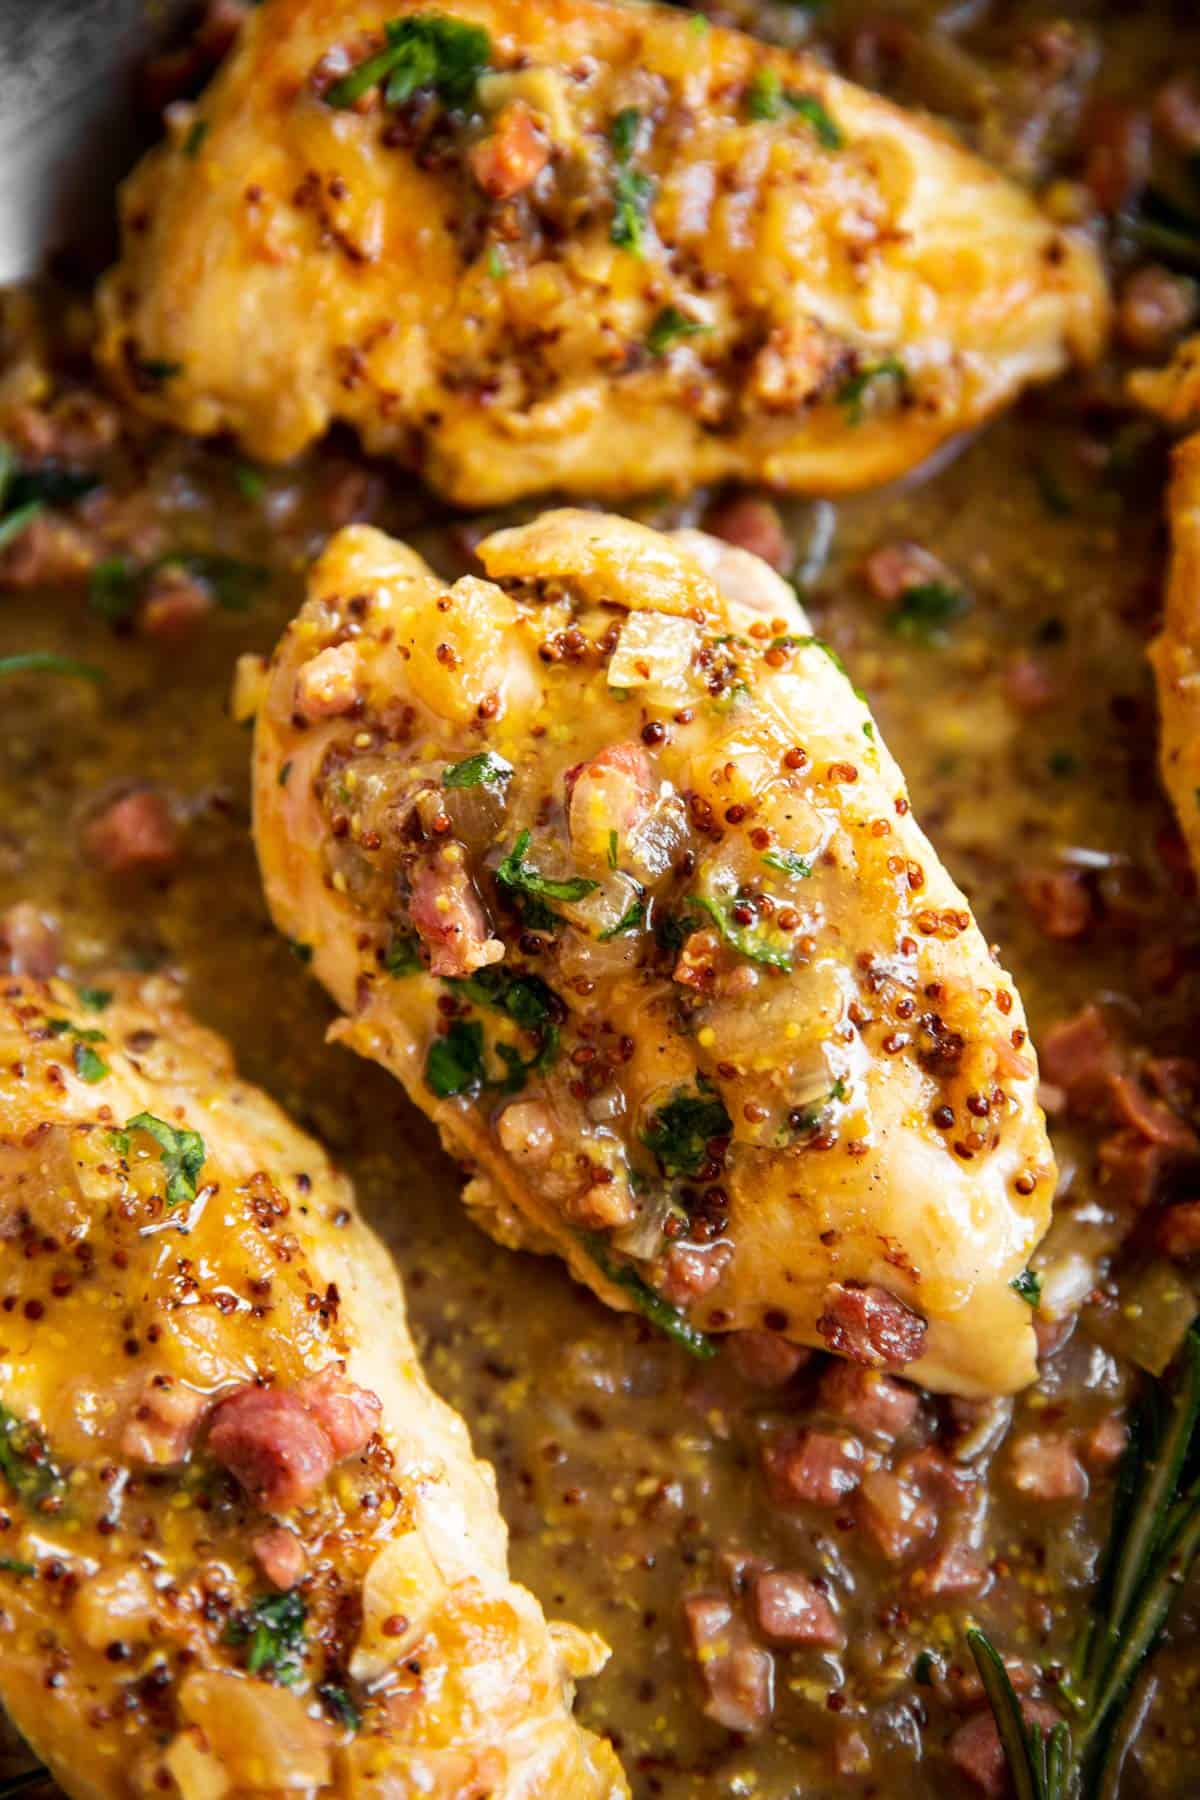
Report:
837,356,908,424
0,1405,61,1507
762,847,813,880
0,654,105,684
73,1041,108,1084
445,967,561,1085
598,895,646,940
497,830,599,909
747,70,843,146
165,553,268,613
318,1682,361,1731
225,1590,308,1687
647,306,709,356
1010,1269,1041,1307
610,109,654,255
443,750,513,790
425,1018,486,1098
383,932,424,976
690,891,793,969
642,1087,732,1177
578,1233,716,1360
77,987,113,1012
125,1113,207,1208
89,558,139,623
326,13,490,110
888,581,969,646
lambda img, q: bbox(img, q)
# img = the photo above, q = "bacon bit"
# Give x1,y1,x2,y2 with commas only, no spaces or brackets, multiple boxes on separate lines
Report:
253,1527,307,1590
658,1241,732,1306
1083,100,1152,214
726,1330,810,1389
673,927,721,991
139,567,213,641
209,1367,380,1510
1019,867,1093,940
1003,652,1058,714
1007,1432,1088,1501
1108,1074,1199,1154
703,495,792,573
908,1537,988,1600
566,740,654,864
409,851,503,978
763,1429,865,1509
948,1704,1061,1797
816,1281,927,1370
320,461,384,528
1081,1415,1128,1469
817,1362,919,1439
0,903,59,978
751,1570,841,1647
1038,1005,1120,1114
294,642,363,721
1156,1199,1200,1259
1154,76,1200,154
860,540,947,604
900,1446,977,1504
565,1178,637,1231
468,102,550,200
1116,265,1198,357
1098,1130,1171,1211
83,790,180,875
855,1469,936,1563
121,1378,209,1467
681,1594,774,1735
0,513,95,589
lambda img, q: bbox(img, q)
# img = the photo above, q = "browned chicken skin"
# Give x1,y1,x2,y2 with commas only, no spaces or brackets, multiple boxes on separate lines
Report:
97,0,1107,505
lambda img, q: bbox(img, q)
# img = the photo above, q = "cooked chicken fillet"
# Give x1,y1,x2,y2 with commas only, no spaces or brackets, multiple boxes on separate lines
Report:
250,513,1055,1397
0,975,625,1800
1148,435,1200,879
95,0,1106,507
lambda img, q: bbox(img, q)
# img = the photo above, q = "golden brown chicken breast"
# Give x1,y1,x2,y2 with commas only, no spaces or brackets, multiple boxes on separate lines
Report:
1147,434,1200,879
0,974,625,1800
250,512,1056,1397
95,0,1107,506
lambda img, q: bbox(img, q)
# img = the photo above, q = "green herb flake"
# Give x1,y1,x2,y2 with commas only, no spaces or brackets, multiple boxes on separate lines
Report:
690,892,793,969
287,939,314,965
163,552,268,613
913,1649,937,1686
0,1558,36,1577
747,67,784,121
0,501,42,553
1010,1268,1042,1307
609,106,642,160
578,1232,715,1360
747,71,842,145
599,895,646,940
224,1590,308,1687
443,750,513,790
108,1129,131,1156
1048,748,1078,779
318,1682,361,1731
77,987,113,1012
787,92,842,149
497,829,599,910
73,1041,108,1084
762,847,813,881
384,932,424,977
607,829,619,872
277,760,292,788
837,356,908,424
125,1112,207,1208
646,305,709,356
425,1018,486,1098
642,1087,732,1178
444,967,561,1090
89,558,139,624
234,463,266,501
485,243,506,281
137,359,184,384
183,118,209,157
609,108,653,254
0,654,105,684
888,581,969,646
0,1405,61,1507
326,13,491,110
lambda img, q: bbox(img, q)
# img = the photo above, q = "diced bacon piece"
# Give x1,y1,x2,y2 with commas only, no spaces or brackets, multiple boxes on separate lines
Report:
673,926,721,992
704,496,792,574
468,102,550,200
751,1570,841,1648
409,851,503,979
763,1429,865,1509
496,1100,557,1165
0,513,95,589
1081,1415,1128,1469
900,1446,979,1503
726,1330,810,1389
816,1281,927,1370
1108,1074,1199,1153
855,1470,937,1563
209,1367,380,1510
948,1703,1061,1797
657,1241,731,1306
907,1537,988,1601
293,642,363,721
1144,1056,1200,1114
564,1175,637,1231
139,568,213,640
253,1527,307,1590
1019,868,1093,940
681,1594,774,1735
833,1728,871,1779
1038,1005,1120,1114
1007,1433,1088,1501
1098,1129,1171,1209
566,741,655,868
1157,1199,1200,1259
1154,75,1200,153
1083,101,1151,214
320,461,384,529
1117,265,1198,356
817,1362,919,1438
121,1375,209,1467
292,1365,381,1460
1003,653,1057,714
0,903,59,978
83,789,180,875
860,540,949,604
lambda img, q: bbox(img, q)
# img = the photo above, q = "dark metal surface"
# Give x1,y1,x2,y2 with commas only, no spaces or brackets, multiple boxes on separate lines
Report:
0,0,191,283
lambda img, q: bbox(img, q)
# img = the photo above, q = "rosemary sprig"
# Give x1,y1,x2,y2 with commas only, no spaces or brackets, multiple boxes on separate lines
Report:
969,1325,1200,1798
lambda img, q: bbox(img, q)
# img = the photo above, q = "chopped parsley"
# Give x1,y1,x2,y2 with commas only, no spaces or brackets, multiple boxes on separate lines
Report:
77,986,113,1012
224,1590,308,1686
383,932,424,976
578,1233,715,1360
425,1018,486,1098
1010,1269,1042,1307
913,1649,939,1685
646,305,709,355
234,463,266,501
318,1682,361,1731
165,552,268,613
610,108,654,255
443,750,512,790
599,895,646,940
837,356,908,424
642,1087,733,1177
607,829,619,871
787,93,843,149
690,891,793,969
0,1405,61,1507
125,1113,207,1208
0,1558,36,1577
1,451,99,512
135,358,184,385
0,502,41,554
73,1041,108,1084
746,69,843,145
326,13,490,110
0,653,105,684
89,558,138,623
183,118,209,157
787,1076,847,1135
497,830,598,911
888,581,969,646
441,967,561,1091
762,847,813,880
1048,748,1078,779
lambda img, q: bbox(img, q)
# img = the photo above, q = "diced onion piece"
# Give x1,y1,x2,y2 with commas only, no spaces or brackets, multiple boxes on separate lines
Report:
351,1530,447,1682
608,613,700,699
164,1729,231,1800
549,1620,611,1681
230,653,268,724
1093,1260,1199,1376
177,1671,332,1791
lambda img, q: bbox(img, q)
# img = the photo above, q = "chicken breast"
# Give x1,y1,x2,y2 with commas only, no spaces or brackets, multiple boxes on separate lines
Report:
95,0,1106,507
250,512,1055,1397
0,973,625,1800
